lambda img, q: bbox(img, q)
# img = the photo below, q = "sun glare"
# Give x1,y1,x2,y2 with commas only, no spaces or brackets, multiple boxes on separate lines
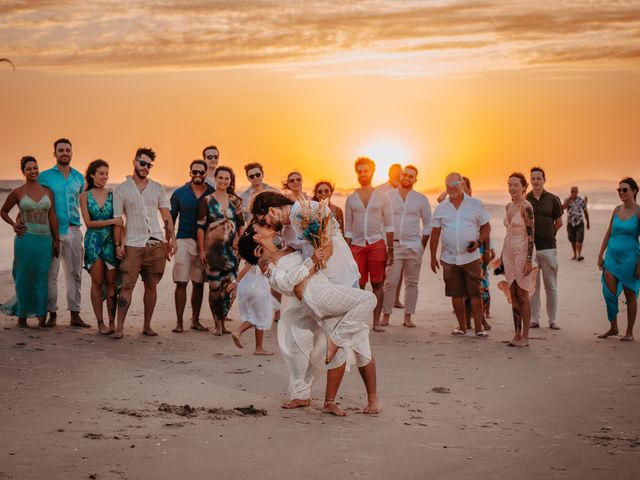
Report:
357,139,412,185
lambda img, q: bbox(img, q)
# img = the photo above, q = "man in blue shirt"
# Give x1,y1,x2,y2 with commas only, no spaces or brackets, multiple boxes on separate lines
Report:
170,159,215,333
38,138,88,328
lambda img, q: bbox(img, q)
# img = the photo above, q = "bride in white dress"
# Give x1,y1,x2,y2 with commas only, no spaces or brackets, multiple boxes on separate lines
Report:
238,223,381,415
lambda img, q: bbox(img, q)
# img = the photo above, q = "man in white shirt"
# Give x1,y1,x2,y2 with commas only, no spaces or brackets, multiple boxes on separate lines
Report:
430,172,491,338
381,165,431,328
240,162,278,223
376,163,402,193
112,147,177,339
345,157,394,332
202,145,219,188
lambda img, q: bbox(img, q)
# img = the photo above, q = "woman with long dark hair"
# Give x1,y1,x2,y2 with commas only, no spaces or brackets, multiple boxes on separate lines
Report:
312,180,344,234
79,160,122,334
197,166,245,336
597,177,640,341
1,156,59,328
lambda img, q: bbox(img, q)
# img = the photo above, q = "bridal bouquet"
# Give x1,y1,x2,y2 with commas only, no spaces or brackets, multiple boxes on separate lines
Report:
293,198,337,269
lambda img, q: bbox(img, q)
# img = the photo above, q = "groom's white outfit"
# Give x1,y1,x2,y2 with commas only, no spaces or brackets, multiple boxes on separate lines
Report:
278,201,360,400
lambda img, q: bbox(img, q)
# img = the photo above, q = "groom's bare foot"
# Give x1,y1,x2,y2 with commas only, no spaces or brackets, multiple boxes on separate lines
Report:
281,399,310,409
232,332,244,349
323,401,347,416
363,397,382,415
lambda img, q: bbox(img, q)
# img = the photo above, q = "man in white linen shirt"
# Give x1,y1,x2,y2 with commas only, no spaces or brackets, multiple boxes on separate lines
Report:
345,156,395,332
381,165,431,328
376,163,402,193
112,147,177,339
430,172,491,338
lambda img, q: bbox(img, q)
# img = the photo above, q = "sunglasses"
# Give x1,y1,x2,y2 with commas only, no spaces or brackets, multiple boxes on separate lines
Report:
248,172,262,179
617,187,630,194
447,181,462,187
206,154,219,160
288,177,302,183
191,169,206,176
137,159,153,169
316,189,331,195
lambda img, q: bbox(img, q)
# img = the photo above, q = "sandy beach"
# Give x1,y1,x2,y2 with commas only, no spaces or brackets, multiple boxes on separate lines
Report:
1,202,639,480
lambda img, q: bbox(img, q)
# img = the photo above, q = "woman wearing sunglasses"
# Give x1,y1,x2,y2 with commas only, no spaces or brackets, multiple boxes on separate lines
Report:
312,180,344,234
282,171,308,202
597,177,640,341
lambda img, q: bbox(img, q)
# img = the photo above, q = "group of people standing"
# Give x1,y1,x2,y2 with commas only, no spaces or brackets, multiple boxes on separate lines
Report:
1,139,639,413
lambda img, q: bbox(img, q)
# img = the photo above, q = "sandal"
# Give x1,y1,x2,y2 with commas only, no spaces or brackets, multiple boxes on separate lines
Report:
451,328,466,336
475,331,489,339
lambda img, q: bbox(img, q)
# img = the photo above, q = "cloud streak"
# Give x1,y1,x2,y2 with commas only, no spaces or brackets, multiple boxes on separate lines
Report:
1,0,639,75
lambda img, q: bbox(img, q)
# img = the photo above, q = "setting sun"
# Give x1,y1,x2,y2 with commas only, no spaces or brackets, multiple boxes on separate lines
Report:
356,139,414,185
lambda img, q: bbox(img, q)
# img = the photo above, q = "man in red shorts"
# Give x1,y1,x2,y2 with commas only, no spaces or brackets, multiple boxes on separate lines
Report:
345,157,395,332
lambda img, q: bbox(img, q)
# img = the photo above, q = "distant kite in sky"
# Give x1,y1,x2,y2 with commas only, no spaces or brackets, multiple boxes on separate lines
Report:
0,58,16,70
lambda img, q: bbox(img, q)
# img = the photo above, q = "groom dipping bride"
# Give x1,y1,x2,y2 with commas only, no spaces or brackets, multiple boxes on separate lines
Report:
238,191,381,416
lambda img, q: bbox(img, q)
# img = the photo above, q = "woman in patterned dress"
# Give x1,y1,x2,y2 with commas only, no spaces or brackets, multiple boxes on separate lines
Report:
79,160,123,334
197,166,245,336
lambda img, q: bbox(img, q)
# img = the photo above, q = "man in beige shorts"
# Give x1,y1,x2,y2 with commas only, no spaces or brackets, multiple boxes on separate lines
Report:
170,160,215,332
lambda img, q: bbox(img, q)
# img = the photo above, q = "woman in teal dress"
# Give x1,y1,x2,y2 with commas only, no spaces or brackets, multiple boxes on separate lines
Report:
1,156,60,328
197,166,245,336
79,160,123,335
597,177,640,341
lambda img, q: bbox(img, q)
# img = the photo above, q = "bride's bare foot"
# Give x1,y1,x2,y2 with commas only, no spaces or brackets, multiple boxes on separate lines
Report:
110,330,123,339
598,328,618,338
254,348,273,355
363,396,382,414
325,337,339,364
620,334,634,342
231,332,244,349
281,399,310,409
323,401,347,416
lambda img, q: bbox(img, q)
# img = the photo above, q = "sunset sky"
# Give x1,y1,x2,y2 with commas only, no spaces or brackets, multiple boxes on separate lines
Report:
1,0,639,191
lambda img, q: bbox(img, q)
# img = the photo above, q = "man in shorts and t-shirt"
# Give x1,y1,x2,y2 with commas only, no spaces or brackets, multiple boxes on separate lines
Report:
344,157,394,332
562,186,590,261
170,159,215,333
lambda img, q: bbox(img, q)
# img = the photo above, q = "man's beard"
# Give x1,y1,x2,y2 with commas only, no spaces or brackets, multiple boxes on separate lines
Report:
400,180,412,189
192,177,204,185
57,157,71,165
134,168,148,179
358,176,371,187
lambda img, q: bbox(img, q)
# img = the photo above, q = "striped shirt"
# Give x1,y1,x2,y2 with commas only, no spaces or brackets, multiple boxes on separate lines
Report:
113,176,170,247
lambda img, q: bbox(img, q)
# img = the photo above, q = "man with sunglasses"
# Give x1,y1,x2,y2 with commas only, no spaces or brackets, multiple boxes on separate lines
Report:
526,166,563,330
240,162,277,223
111,147,177,339
202,145,220,188
169,160,215,333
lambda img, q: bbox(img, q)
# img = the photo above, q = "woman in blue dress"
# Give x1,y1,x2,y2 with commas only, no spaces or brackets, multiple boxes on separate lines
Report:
1,156,60,328
197,166,245,336
597,177,640,341
79,160,123,335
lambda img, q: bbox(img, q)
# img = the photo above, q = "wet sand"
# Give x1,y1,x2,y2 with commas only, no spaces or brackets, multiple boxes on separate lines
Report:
1,207,639,479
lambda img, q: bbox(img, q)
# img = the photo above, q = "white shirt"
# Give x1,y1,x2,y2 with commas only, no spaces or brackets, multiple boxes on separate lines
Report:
431,194,491,265
240,183,278,222
376,182,397,193
284,201,360,287
344,189,394,246
389,189,432,256
113,176,170,247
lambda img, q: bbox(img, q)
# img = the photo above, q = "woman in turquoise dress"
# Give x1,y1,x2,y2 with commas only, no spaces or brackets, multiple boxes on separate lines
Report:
197,166,245,336
1,156,60,328
79,160,123,335
597,177,640,341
